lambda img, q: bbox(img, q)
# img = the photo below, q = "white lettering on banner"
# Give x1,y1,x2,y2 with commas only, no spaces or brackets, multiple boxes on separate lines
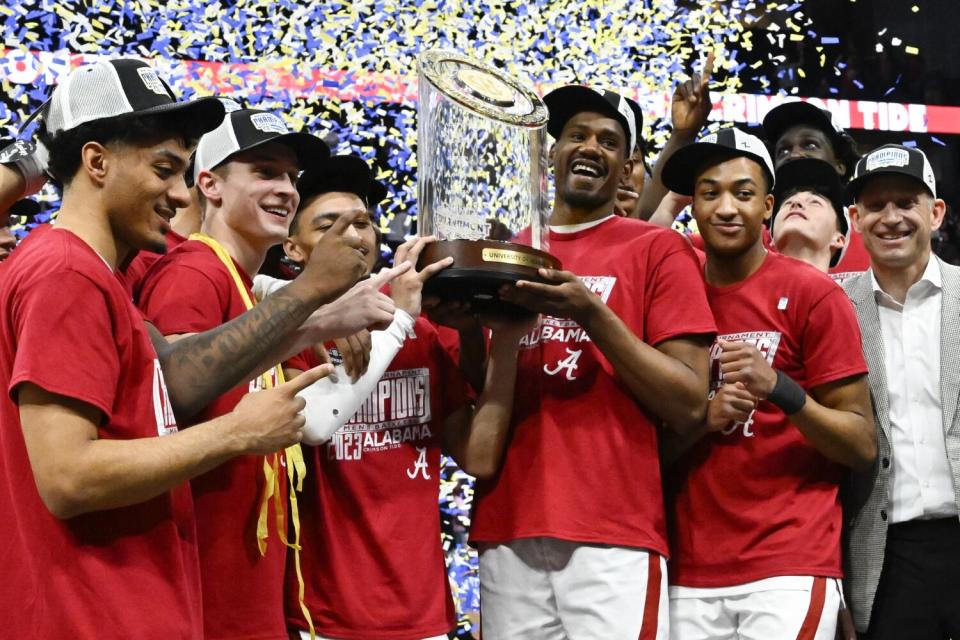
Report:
406,446,432,480
326,368,433,461
152,359,178,436
709,331,782,438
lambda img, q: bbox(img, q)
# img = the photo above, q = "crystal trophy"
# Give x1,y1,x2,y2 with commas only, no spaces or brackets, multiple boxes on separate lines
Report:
416,50,560,314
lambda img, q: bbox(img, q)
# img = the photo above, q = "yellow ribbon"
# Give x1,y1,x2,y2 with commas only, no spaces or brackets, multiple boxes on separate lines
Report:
190,233,315,638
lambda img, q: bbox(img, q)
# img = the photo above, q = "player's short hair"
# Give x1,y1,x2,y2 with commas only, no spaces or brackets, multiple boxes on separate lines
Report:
40,112,206,187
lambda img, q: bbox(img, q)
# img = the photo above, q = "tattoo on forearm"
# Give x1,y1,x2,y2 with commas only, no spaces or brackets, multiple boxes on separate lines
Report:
162,289,314,419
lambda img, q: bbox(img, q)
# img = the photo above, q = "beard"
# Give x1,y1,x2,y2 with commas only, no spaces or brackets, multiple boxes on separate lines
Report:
557,180,615,211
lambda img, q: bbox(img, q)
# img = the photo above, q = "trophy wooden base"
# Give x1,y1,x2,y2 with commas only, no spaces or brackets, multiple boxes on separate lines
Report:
418,239,562,317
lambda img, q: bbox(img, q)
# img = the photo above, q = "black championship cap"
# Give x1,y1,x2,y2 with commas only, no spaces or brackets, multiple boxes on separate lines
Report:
662,127,775,196
297,155,387,208
192,108,329,183
847,144,937,201
772,158,850,266
543,86,642,154
41,58,224,136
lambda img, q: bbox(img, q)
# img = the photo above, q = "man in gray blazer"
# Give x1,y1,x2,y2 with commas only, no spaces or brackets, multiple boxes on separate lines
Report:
842,144,960,639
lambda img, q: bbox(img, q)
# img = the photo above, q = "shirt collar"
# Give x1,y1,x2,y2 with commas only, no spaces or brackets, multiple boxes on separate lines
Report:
871,255,942,304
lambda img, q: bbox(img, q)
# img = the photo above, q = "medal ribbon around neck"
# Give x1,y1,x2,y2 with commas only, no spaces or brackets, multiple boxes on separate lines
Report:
190,232,316,638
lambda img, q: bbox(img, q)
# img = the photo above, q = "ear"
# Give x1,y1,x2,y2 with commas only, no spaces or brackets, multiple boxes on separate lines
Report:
79,141,110,187
196,170,222,208
829,230,846,253
548,143,556,166
762,193,775,222
283,237,308,266
621,156,634,182
849,204,862,233
931,198,947,232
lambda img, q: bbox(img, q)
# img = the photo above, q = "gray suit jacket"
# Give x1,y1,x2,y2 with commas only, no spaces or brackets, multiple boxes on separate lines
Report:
841,257,960,633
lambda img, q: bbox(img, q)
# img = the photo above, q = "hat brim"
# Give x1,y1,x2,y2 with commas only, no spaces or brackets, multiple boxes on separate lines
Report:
297,155,386,207
662,142,774,196
846,168,935,202
543,86,631,148
773,158,848,225
771,158,850,265
116,96,226,137
211,131,330,176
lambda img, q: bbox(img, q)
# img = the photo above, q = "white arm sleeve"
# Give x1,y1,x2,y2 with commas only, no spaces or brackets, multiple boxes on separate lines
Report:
251,274,289,301
296,309,415,445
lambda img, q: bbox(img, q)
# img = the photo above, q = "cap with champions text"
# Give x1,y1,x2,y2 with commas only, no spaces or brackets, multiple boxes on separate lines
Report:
192,108,329,183
543,86,642,155
847,144,937,200
661,127,775,196
39,58,224,136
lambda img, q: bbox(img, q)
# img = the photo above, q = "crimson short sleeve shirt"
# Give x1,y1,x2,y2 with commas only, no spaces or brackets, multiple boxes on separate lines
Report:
669,251,868,587
0,226,201,639
286,316,468,639
470,216,716,554
120,228,187,301
139,239,289,640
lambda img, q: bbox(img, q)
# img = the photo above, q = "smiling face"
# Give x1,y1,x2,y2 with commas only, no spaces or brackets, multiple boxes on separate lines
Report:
552,111,629,212
692,155,774,258
851,174,945,272
774,125,844,175
102,137,193,254
197,142,300,245
284,191,375,274
773,189,845,257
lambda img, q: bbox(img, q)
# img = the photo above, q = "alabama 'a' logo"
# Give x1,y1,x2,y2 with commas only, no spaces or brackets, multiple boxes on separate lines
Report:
544,348,583,381
152,359,178,436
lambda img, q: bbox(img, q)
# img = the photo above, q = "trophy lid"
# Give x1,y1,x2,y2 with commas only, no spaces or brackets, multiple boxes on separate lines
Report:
418,50,547,128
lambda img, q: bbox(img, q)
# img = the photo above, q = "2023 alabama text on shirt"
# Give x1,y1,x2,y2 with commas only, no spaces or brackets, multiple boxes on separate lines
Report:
287,317,469,639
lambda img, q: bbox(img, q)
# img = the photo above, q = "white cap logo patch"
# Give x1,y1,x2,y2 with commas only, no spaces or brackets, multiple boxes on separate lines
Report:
218,97,242,113
865,148,910,172
250,113,288,134
701,133,718,144
137,67,169,96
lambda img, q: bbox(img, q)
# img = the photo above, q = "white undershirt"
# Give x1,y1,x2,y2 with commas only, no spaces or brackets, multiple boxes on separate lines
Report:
872,257,958,522
550,214,615,234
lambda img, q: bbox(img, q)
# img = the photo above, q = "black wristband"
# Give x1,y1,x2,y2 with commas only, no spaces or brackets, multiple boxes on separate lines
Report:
767,370,806,415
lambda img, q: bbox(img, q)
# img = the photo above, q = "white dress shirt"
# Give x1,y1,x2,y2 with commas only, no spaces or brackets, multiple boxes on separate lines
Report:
873,257,958,522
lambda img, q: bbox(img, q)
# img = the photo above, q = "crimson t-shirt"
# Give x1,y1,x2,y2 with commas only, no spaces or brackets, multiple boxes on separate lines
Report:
470,216,716,553
139,239,290,640
669,251,868,587
0,225,201,639
286,317,468,638
829,227,871,283
121,228,187,301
